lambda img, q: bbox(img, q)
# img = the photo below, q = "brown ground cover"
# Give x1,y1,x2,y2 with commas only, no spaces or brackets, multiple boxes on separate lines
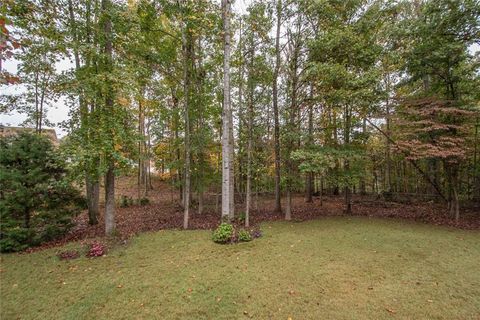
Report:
26,175,479,252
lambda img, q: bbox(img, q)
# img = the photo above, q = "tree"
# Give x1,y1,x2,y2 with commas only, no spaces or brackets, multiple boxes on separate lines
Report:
0,132,82,252
1,0,62,132
395,0,480,220
100,0,116,235
307,0,383,213
221,0,234,221
272,0,282,213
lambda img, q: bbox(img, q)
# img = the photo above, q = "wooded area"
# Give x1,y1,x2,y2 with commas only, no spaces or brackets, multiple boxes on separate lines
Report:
1,0,479,236
1,1,480,319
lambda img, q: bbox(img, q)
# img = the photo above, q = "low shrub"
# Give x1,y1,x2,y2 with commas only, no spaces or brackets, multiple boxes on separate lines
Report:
120,195,134,208
236,212,246,223
212,223,234,244
251,229,263,239
86,242,106,257
0,228,33,252
238,229,252,242
139,197,150,206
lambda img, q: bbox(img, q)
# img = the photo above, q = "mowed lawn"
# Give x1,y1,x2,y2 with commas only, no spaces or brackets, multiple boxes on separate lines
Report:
1,217,479,320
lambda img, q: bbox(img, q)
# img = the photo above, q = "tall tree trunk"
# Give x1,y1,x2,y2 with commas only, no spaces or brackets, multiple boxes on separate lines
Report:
237,18,245,202
474,118,480,202
34,72,40,133
385,77,392,193
359,118,367,195
447,164,460,223
305,84,314,203
181,5,192,229
102,0,115,235
221,0,234,221
245,33,255,228
319,177,324,206
344,105,352,214
171,91,183,202
38,73,47,133
146,117,153,190
285,190,292,221
138,93,147,199
68,0,99,224
332,109,340,195
105,165,115,234
272,0,282,213
86,179,99,225
285,18,301,221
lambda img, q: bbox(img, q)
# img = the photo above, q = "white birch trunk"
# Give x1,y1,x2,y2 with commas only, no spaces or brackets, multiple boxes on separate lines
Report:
222,0,234,221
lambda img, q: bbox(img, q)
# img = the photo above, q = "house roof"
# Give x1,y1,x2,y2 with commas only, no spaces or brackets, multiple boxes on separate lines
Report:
0,125,59,145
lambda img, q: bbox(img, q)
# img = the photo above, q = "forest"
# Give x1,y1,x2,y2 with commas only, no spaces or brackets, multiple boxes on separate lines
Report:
1,0,480,319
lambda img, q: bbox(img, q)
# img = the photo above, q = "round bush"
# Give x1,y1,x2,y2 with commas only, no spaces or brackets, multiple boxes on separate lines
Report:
238,229,252,242
212,223,234,244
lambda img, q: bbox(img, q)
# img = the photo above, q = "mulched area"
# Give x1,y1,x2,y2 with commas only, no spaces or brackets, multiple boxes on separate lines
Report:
25,177,479,253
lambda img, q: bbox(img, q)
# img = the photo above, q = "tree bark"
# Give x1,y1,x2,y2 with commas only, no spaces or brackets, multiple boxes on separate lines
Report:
344,104,352,214
272,0,282,213
102,0,115,235
221,0,234,221
359,118,367,195
305,84,314,202
245,32,255,228
285,18,301,221
285,190,292,221
181,3,192,229
105,165,115,234
474,118,480,202
138,92,147,200
86,179,99,225
68,0,100,224
385,75,392,192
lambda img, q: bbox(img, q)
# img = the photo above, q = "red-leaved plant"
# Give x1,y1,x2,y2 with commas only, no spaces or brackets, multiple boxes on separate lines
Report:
86,242,106,257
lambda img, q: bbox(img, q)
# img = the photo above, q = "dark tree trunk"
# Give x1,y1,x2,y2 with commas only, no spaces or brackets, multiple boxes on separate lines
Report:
105,165,115,235
344,105,352,214
86,177,99,225
102,0,115,235
272,0,282,213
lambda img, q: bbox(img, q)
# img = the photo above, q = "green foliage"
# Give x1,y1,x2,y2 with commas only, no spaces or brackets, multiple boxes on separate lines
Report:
212,223,234,244
292,146,366,189
237,229,252,242
0,133,82,252
119,195,134,208
139,197,150,206
236,212,246,223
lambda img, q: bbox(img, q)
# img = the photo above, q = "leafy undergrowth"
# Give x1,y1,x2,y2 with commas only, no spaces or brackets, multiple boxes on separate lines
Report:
24,177,479,253
1,218,479,319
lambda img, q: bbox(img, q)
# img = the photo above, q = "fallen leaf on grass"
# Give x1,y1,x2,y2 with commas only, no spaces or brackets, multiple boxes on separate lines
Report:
385,308,396,314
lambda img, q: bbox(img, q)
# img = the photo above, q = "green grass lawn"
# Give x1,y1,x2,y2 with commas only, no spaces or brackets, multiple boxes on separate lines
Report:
1,217,479,320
